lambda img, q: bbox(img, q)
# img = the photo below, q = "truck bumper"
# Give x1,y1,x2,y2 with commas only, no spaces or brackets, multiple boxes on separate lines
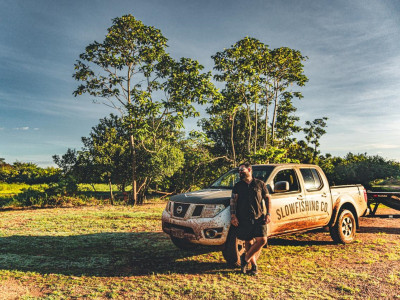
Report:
161,207,231,246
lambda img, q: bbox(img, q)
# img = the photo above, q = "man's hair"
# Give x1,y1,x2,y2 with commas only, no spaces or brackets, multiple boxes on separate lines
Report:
240,162,252,169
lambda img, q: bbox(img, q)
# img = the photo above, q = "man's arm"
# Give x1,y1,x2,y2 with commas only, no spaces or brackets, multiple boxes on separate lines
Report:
265,194,271,223
262,183,271,224
230,193,239,226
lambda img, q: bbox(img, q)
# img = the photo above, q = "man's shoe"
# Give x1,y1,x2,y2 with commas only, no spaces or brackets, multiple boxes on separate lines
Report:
240,254,248,274
249,265,258,276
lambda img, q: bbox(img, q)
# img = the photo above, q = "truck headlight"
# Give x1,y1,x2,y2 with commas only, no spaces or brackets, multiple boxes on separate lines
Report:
201,204,226,218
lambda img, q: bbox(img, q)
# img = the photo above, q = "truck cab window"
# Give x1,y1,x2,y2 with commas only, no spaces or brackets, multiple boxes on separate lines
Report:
300,168,323,191
273,169,300,192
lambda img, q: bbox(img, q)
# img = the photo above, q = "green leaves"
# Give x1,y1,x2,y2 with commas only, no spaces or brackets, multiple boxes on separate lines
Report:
72,14,220,200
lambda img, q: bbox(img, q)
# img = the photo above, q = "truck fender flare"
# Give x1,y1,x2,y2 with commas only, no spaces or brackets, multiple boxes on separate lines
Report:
329,198,360,229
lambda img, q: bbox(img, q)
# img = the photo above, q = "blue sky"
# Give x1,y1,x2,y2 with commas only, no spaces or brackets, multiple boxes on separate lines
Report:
1,0,399,166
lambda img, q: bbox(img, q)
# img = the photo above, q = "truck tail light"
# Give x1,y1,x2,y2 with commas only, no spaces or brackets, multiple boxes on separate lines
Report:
363,189,368,203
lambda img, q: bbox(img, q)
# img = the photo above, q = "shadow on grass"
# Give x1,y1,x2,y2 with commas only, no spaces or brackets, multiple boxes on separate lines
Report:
0,232,229,277
268,237,334,246
358,226,400,235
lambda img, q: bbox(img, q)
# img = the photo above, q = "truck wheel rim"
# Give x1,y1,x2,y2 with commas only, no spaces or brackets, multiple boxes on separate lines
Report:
341,216,353,237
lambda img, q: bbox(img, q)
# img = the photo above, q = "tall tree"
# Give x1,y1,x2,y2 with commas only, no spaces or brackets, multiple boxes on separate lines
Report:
73,15,218,204
303,117,328,162
275,92,301,148
212,37,268,159
268,47,308,145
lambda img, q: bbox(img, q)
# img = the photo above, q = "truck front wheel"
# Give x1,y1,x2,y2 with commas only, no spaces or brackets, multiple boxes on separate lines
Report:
222,227,245,266
170,236,198,250
330,209,356,244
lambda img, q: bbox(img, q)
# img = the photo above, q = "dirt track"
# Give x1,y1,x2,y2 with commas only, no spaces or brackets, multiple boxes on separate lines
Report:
359,207,400,240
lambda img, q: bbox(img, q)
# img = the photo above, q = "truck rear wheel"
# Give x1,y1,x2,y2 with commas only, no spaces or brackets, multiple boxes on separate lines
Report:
222,227,245,266
170,236,198,250
330,209,356,244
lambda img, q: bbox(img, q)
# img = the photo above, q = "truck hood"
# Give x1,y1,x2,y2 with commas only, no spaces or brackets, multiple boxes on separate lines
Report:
170,189,231,206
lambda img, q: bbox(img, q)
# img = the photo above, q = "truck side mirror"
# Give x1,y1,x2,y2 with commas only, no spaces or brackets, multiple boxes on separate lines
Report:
274,181,290,193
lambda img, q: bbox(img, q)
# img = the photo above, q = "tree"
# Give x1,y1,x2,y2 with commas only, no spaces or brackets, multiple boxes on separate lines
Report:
73,15,218,205
303,117,328,162
248,147,300,164
322,153,400,189
170,131,232,193
212,37,268,160
274,92,301,148
200,109,253,166
268,47,308,145
209,37,308,165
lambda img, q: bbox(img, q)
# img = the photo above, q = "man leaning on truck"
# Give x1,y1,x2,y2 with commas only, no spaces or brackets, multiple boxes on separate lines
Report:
230,162,271,275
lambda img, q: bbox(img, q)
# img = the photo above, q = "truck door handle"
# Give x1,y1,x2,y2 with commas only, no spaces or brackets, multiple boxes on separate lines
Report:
321,193,328,198
297,195,304,200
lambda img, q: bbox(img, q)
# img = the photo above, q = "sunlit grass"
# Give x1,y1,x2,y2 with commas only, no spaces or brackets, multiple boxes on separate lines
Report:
0,202,398,299
0,183,46,195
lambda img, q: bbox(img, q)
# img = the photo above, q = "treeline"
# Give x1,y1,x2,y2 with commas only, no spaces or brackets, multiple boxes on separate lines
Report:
0,159,60,184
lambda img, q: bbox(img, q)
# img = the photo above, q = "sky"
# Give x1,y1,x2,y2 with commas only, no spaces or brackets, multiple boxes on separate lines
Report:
1,0,400,167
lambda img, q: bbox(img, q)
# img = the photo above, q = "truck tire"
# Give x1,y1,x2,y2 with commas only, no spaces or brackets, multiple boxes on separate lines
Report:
222,227,245,266
170,236,198,250
329,209,356,244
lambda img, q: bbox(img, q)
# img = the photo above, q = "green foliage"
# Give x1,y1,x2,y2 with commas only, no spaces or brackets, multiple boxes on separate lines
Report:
169,131,231,192
303,117,328,162
320,153,400,189
0,161,61,184
248,147,300,164
0,182,31,195
205,37,311,167
9,178,82,207
73,14,219,204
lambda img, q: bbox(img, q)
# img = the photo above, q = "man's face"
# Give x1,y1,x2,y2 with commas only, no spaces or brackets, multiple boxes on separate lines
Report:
238,165,251,180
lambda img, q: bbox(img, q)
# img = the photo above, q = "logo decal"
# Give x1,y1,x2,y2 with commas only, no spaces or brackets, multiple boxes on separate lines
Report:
177,206,183,214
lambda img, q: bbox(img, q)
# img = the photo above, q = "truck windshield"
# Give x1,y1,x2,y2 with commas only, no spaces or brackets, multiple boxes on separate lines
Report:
210,166,275,189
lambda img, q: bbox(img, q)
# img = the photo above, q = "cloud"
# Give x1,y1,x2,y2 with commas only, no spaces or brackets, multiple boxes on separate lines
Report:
13,127,30,130
0,90,115,120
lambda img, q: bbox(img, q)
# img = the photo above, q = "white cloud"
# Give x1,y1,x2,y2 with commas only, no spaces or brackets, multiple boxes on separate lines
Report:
13,127,30,130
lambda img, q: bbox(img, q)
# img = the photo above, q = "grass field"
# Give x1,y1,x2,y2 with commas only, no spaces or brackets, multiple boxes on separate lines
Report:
0,202,399,299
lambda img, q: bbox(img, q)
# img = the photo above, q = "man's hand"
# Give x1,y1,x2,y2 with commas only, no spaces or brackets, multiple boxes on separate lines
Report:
231,214,239,226
264,214,271,224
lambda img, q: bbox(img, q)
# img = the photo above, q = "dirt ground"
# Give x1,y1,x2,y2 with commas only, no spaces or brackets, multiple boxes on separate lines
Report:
358,206,399,239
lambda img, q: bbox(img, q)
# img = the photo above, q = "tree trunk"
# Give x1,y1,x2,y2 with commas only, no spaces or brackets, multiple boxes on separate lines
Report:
230,111,237,167
108,177,114,205
245,100,252,155
129,133,137,206
254,102,258,153
127,66,137,206
271,88,279,146
264,99,269,149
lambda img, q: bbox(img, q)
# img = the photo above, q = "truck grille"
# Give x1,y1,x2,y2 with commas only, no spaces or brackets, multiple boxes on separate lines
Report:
163,222,195,235
173,202,190,218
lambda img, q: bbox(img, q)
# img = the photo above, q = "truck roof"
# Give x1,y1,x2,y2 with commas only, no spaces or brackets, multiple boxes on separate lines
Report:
241,163,320,168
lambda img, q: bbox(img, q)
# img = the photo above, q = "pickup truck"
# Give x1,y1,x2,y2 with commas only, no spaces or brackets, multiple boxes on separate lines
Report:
162,164,369,265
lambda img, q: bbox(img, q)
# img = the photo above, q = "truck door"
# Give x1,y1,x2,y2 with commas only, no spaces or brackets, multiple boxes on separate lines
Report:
268,168,309,235
299,167,332,227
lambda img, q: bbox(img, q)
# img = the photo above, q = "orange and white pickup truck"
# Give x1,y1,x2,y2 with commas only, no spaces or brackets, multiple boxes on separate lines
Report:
162,164,369,265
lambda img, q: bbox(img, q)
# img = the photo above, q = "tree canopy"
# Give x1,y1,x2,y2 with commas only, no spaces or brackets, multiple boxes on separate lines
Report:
73,14,219,204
